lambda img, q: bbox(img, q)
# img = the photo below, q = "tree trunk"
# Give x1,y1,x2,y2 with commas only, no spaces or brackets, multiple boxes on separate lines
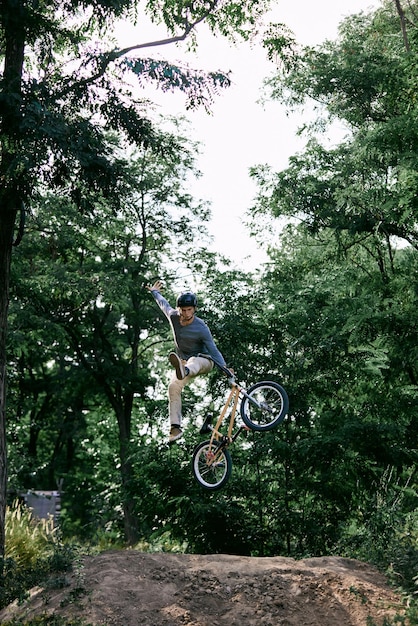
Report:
116,401,139,545
0,0,26,563
0,211,16,563
393,0,410,52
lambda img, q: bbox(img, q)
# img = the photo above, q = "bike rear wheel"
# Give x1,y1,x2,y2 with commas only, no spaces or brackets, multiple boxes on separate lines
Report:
192,440,232,490
240,381,288,431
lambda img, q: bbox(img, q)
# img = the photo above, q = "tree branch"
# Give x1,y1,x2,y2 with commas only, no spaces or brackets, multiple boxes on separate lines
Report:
114,9,211,59
393,0,411,52
57,5,216,99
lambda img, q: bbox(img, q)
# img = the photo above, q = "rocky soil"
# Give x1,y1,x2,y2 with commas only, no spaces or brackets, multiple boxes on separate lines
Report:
0,551,408,625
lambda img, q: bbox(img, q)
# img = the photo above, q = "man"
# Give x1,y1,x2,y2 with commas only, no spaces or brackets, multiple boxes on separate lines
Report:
146,280,227,443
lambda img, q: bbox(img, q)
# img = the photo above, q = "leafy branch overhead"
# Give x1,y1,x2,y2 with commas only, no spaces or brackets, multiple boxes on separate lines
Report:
125,58,231,110
1,0,276,199
143,0,272,42
250,1,418,253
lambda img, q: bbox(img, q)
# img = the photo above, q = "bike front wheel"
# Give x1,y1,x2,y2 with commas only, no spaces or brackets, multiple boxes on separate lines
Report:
192,440,232,490
240,381,289,431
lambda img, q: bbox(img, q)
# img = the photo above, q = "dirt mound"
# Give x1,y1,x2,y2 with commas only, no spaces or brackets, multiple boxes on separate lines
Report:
0,551,407,625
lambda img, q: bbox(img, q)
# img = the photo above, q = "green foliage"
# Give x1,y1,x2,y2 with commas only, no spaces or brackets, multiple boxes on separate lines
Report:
254,2,418,250
0,0,274,205
1,502,75,610
5,501,58,568
335,467,418,586
244,0,418,604
1,0,278,559
6,118,214,543
126,58,231,111
144,0,272,42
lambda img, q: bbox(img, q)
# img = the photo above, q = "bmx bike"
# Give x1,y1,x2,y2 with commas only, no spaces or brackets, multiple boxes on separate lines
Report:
192,356,289,491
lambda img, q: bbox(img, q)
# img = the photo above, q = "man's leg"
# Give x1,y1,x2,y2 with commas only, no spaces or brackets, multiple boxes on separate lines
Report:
167,356,213,442
185,355,214,377
168,356,213,421
168,368,189,428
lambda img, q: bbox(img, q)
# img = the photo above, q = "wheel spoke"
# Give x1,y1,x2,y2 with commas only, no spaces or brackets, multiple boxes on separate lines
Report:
192,441,232,490
240,382,288,431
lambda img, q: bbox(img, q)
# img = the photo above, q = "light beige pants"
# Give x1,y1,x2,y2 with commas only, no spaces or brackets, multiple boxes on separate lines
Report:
168,355,214,426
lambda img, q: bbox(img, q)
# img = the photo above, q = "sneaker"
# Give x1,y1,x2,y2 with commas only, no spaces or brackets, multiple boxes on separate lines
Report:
169,352,186,380
169,425,183,443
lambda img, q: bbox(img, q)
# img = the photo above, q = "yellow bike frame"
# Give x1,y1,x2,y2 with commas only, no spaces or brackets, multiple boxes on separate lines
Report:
208,381,248,448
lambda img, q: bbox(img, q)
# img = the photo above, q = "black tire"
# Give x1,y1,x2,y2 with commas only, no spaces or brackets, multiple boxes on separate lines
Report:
192,440,232,490
240,381,289,431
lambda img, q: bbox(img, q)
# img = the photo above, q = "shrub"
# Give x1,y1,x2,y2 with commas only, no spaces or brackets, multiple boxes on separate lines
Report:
5,500,58,567
1,501,74,610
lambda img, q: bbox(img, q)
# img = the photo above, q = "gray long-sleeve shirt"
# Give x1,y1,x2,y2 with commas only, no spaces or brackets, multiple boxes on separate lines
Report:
151,290,226,366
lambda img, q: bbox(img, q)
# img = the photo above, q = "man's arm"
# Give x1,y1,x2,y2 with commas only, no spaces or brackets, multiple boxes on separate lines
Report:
145,280,175,318
201,324,226,367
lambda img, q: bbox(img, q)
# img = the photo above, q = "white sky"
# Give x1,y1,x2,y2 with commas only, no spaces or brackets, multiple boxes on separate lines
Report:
116,0,380,279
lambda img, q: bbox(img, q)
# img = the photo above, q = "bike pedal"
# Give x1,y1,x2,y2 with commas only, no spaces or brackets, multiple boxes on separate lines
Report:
199,423,213,435
199,413,214,435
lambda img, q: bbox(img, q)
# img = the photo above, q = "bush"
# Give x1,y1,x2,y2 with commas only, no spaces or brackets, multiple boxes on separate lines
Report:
1,501,74,610
335,470,418,625
5,500,58,567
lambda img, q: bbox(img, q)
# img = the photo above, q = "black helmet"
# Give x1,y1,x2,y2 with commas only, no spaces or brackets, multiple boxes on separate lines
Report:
176,291,197,307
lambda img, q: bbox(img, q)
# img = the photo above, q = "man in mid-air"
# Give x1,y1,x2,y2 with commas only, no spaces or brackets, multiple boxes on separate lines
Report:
147,280,227,443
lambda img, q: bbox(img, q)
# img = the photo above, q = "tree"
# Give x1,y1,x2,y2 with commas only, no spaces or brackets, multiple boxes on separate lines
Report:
258,3,418,246
245,0,418,556
0,0,276,559
7,121,217,542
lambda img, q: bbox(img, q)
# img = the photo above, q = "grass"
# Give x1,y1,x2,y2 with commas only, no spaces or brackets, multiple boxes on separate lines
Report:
1,501,74,611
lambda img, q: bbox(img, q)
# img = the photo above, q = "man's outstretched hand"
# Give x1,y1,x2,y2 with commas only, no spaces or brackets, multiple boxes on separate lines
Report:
146,279,163,292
